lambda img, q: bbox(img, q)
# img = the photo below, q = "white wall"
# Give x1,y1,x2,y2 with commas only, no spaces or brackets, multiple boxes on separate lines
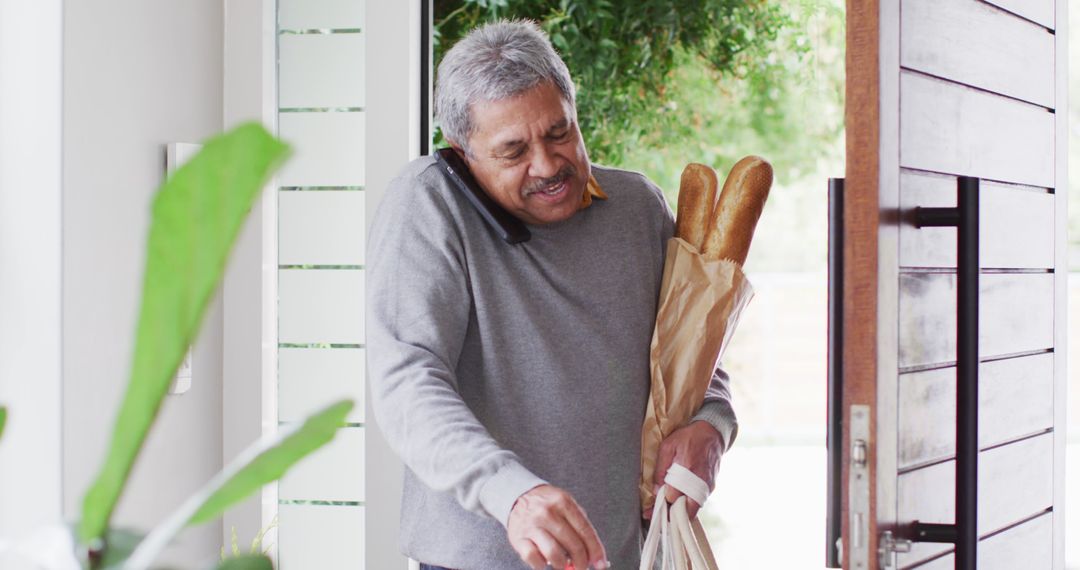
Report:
0,0,64,535
61,0,225,566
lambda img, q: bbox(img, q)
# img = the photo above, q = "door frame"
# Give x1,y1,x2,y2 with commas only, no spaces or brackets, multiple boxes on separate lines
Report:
843,0,901,564
364,0,427,568
222,0,428,567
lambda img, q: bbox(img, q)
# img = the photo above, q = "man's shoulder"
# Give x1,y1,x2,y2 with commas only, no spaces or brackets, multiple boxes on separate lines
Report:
591,164,671,213
591,163,657,188
380,155,462,216
370,155,473,245
389,155,447,197
397,154,441,182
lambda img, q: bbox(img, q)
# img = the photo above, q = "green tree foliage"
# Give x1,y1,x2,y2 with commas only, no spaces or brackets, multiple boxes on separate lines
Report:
435,0,844,271
436,0,787,163
435,1,842,176
632,0,844,272
632,1,843,187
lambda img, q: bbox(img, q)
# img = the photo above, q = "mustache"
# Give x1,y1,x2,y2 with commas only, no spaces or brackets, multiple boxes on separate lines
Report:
523,165,577,195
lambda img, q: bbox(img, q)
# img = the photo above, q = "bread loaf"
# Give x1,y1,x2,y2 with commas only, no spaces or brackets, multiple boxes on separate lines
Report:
701,156,772,264
674,163,719,251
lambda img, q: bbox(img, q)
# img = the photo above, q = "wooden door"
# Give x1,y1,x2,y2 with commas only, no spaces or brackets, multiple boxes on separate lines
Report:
837,0,1067,568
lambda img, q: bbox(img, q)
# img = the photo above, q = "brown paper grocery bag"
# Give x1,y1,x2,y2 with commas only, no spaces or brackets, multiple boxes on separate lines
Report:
640,237,754,512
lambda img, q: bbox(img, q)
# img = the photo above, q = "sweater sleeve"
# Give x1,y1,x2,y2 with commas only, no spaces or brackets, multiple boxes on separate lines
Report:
366,172,546,527
690,363,739,453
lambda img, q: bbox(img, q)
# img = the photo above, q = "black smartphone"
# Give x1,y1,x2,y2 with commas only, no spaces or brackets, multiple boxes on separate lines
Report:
434,147,531,244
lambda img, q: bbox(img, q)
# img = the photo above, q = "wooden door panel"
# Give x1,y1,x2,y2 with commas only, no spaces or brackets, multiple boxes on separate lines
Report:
981,0,1055,30
899,71,1054,188
901,0,1054,108
842,0,1064,566
899,170,1056,270
908,512,1053,569
898,272,1054,368
895,433,1053,567
897,352,1054,469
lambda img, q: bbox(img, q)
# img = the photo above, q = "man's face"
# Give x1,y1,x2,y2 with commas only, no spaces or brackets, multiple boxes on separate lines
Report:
455,81,590,226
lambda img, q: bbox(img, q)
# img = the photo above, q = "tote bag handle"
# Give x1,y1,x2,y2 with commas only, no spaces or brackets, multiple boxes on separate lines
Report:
639,465,720,570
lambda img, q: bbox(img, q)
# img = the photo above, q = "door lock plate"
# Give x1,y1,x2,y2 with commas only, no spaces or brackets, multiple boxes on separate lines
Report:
849,405,870,569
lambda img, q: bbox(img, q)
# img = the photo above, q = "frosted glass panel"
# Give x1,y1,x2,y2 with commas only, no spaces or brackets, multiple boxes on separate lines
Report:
280,34,365,109
279,504,365,569
279,191,366,265
279,269,364,344
279,0,364,30
279,347,365,423
281,427,364,502
278,113,365,187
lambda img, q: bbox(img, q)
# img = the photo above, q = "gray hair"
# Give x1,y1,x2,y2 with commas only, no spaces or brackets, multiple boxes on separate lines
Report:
434,19,577,152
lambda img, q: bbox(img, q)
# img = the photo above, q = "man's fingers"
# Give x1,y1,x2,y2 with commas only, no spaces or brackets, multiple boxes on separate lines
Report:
545,516,590,570
647,423,726,529
686,497,702,520
506,485,609,570
556,500,608,569
512,538,548,570
529,528,570,569
664,484,684,504
652,440,677,490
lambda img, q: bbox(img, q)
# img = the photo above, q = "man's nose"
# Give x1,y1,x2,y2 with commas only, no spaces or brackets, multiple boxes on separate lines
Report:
528,144,561,179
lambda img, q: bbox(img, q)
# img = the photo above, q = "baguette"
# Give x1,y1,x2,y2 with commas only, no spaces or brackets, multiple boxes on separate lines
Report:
674,163,719,251
701,155,772,264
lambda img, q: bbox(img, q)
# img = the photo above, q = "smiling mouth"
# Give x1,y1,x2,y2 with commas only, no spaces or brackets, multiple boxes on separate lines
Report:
525,167,576,201
526,179,570,204
535,180,567,196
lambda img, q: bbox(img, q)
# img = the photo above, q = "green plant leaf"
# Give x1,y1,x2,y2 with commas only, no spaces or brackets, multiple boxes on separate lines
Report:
214,554,274,570
189,400,353,525
77,123,291,544
0,405,7,442
123,400,352,569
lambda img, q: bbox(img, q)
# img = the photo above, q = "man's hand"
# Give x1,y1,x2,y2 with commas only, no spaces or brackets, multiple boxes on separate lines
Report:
507,484,610,570
645,420,725,520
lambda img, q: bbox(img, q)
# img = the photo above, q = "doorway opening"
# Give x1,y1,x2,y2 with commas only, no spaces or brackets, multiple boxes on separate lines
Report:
429,2,844,567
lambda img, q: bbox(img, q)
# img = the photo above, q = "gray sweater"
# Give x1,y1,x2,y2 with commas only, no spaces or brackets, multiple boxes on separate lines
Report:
366,156,738,569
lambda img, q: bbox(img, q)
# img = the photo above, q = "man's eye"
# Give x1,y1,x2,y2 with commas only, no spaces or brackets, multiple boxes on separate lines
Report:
550,130,571,141
500,149,525,160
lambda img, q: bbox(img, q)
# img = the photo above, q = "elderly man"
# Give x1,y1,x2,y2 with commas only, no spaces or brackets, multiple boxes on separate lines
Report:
367,20,737,570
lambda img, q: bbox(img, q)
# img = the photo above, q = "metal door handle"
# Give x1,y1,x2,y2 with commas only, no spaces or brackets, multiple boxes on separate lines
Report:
825,178,844,568
909,176,981,570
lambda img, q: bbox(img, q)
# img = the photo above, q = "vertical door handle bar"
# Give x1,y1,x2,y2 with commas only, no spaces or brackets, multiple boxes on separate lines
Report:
910,176,980,570
825,178,844,568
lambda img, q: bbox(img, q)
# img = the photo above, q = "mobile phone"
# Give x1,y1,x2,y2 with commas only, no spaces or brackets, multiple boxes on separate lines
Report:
434,147,531,244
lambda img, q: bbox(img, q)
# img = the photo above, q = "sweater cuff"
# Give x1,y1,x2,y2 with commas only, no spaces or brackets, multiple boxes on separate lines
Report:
478,461,548,528
690,400,739,453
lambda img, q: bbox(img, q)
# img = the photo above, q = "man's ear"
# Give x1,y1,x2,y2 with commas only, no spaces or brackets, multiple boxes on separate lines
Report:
447,141,468,163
